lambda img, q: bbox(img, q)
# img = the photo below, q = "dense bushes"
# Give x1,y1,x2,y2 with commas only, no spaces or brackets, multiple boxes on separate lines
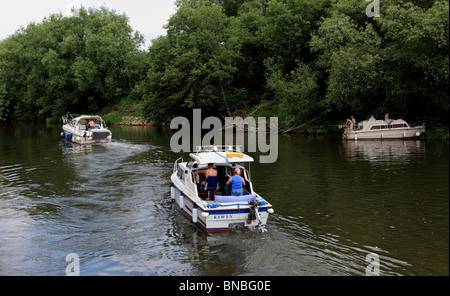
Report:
142,0,449,127
0,7,146,122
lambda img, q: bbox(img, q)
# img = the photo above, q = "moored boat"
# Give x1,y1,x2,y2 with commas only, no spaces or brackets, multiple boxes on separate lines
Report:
62,113,112,145
171,146,274,234
342,116,425,141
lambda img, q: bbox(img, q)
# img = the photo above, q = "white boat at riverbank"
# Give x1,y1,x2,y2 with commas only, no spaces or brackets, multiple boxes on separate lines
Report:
171,146,274,234
61,113,112,145
342,117,425,141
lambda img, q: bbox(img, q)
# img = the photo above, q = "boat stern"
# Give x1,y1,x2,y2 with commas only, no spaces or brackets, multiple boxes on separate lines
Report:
203,201,274,233
171,180,274,234
170,147,275,234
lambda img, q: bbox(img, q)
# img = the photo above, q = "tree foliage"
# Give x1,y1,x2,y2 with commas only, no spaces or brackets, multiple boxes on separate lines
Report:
142,1,241,123
265,58,322,127
311,0,449,121
142,0,331,125
142,0,448,127
0,0,448,129
0,7,145,122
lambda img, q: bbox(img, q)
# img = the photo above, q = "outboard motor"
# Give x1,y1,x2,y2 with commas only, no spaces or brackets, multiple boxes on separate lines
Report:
248,199,267,232
247,200,261,225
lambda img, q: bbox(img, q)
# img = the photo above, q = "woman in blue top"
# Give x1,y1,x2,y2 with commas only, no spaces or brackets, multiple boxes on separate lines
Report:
226,168,246,196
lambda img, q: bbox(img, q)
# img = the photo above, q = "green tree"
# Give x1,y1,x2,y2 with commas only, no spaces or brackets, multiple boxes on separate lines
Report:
310,10,383,116
260,0,330,70
230,0,268,106
0,85,8,121
3,0,446,130
0,7,145,122
378,1,449,120
143,1,242,124
265,58,323,127
310,0,448,122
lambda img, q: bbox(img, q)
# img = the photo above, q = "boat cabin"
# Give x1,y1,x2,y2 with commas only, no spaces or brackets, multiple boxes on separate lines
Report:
175,146,255,201
342,116,425,140
367,121,410,131
64,115,105,131
62,113,112,144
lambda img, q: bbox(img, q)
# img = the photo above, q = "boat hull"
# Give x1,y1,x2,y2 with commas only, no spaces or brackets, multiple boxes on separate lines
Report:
62,126,112,145
343,127,425,141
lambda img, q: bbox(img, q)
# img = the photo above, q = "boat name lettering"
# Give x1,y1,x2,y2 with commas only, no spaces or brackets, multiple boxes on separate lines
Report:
213,215,233,220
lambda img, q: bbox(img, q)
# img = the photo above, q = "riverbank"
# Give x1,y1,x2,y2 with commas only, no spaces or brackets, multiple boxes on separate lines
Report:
100,101,152,127
99,102,448,140
99,102,327,134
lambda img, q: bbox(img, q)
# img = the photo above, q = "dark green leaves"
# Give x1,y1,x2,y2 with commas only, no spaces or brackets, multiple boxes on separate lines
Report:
0,7,145,122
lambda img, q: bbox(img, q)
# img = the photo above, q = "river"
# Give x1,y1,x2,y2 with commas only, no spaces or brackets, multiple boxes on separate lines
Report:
0,124,448,276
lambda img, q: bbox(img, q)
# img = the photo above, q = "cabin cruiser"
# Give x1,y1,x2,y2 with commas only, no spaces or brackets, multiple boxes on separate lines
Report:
62,113,112,145
342,116,425,140
171,146,274,234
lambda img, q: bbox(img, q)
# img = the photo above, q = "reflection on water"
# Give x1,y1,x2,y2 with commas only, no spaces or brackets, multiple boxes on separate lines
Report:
0,125,448,276
342,140,425,163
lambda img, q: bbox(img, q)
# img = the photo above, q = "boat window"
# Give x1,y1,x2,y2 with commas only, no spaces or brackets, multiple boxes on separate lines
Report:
370,125,388,131
392,123,408,129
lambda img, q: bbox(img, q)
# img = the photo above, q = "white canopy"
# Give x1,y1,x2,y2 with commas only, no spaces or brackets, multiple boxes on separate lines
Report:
190,151,254,165
74,115,103,122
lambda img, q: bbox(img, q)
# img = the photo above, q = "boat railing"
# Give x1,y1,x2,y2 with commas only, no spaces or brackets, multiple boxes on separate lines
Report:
195,145,242,154
173,157,184,173
62,113,80,126
412,121,426,128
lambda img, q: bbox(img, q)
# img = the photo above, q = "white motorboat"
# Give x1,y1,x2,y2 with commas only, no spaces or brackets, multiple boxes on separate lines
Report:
343,116,425,141
61,113,112,145
171,146,274,234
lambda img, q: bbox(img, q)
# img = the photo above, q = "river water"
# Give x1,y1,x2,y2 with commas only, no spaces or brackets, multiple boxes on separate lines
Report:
0,124,448,276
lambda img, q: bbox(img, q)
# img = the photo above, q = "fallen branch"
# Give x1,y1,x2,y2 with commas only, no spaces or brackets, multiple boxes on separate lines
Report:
247,101,272,117
280,114,325,134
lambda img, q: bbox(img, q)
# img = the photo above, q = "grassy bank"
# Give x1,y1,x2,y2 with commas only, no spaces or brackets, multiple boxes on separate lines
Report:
99,99,149,126
96,99,448,140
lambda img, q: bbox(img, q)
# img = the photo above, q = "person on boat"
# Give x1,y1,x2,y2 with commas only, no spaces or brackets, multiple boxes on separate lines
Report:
358,121,363,129
87,120,96,129
204,163,217,178
201,163,218,189
385,113,393,126
226,168,246,196
346,116,357,130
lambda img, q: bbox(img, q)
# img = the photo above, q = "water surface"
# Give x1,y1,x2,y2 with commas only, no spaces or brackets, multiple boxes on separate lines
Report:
0,124,448,276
